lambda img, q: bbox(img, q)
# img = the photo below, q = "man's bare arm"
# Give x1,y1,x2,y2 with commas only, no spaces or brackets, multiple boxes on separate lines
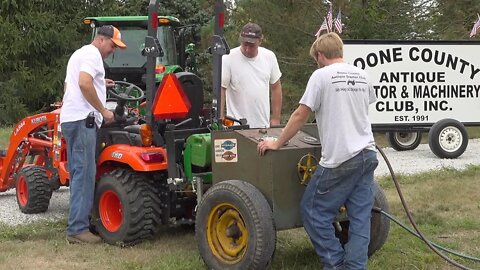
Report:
258,104,311,155
78,71,114,123
270,80,283,126
220,87,227,119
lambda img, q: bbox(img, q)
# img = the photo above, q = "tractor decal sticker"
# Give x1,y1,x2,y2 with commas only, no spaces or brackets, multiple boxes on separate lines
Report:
112,152,123,159
13,121,25,136
214,139,238,162
221,140,236,150
221,151,236,161
31,115,47,125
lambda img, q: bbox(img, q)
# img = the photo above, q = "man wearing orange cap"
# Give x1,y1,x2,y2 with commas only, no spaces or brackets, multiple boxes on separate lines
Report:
60,25,126,244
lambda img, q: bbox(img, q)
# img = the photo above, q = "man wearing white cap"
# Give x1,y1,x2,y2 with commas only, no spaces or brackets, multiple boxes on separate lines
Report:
60,25,126,244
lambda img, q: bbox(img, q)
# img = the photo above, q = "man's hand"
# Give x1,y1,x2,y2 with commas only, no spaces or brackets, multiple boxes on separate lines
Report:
105,79,115,89
258,105,312,156
102,109,115,124
257,140,280,156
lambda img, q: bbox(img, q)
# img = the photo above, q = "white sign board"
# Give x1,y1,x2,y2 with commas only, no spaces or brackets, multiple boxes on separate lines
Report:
343,41,480,125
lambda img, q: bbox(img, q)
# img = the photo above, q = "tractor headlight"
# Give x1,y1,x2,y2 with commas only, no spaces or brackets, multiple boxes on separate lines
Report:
140,124,153,147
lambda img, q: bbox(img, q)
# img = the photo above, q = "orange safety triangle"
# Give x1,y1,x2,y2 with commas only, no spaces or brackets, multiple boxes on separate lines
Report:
152,74,192,120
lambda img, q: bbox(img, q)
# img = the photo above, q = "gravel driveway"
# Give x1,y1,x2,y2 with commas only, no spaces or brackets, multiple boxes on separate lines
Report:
375,138,480,177
1,139,479,226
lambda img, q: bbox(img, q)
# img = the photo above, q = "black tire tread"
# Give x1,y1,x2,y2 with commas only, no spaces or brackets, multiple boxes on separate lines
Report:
428,118,468,159
16,166,52,214
196,180,276,270
336,181,390,257
95,169,162,246
368,181,390,255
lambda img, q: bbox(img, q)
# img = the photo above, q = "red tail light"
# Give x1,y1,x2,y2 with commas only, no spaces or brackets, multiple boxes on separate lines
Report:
218,12,225,29
151,12,158,29
140,152,165,163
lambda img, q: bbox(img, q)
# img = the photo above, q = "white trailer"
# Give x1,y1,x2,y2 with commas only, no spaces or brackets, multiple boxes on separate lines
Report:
343,40,480,158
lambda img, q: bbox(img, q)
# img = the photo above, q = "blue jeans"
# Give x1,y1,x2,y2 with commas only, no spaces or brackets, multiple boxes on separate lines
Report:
301,149,378,270
61,120,97,236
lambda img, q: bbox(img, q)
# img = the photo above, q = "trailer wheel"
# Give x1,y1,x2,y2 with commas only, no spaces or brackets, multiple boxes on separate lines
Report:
92,169,161,246
428,119,468,159
196,180,276,270
386,132,422,151
16,166,53,214
335,181,390,257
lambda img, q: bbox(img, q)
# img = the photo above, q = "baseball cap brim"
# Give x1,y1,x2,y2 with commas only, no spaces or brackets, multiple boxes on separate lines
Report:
240,36,260,44
112,39,127,49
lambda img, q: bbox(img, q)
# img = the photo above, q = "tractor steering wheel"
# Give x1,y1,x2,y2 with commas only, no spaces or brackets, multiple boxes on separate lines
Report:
108,81,145,102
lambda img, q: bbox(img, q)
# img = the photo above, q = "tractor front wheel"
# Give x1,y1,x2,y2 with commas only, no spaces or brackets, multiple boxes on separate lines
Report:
16,166,52,213
92,169,161,246
196,180,276,270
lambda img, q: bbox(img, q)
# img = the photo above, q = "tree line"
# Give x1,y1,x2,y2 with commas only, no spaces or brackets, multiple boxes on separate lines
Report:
0,0,479,125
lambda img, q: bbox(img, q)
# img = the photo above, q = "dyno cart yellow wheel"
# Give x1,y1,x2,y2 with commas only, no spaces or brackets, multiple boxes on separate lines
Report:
196,180,276,270
207,203,248,264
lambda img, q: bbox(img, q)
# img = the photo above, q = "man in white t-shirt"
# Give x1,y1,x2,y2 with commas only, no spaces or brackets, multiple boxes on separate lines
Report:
221,22,283,128
60,25,125,244
257,33,377,270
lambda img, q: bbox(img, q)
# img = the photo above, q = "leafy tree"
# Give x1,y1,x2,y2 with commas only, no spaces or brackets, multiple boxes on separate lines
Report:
2,0,480,125
0,0,212,124
428,0,480,39
345,0,418,39
223,0,448,116
0,0,91,124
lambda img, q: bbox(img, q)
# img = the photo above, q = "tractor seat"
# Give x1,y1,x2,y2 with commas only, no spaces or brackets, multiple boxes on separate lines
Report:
123,125,141,134
172,72,204,129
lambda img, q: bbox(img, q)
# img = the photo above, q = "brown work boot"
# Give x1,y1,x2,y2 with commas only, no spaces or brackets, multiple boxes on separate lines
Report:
66,231,102,244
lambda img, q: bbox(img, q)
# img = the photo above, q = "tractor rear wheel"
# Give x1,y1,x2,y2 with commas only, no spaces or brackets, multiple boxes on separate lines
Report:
196,180,276,270
16,166,52,213
92,169,162,246
335,181,390,257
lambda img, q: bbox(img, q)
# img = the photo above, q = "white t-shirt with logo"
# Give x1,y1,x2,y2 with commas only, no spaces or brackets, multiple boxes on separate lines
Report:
300,62,376,168
222,47,282,128
60,44,106,127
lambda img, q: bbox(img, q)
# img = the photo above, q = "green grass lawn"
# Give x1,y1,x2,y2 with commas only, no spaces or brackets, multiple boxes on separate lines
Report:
0,167,479,269
0,126,12,149
0,127,479,269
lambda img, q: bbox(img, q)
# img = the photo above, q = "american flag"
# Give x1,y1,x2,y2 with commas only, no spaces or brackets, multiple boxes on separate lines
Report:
470,14,480,38
334,10,342,34
326,4,333,32
315,17,329,38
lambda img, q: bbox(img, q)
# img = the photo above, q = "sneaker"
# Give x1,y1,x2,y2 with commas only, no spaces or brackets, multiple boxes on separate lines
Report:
66,231,102,244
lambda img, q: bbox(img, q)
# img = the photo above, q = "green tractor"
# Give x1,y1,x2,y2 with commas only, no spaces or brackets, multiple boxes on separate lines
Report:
83,15,196,90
